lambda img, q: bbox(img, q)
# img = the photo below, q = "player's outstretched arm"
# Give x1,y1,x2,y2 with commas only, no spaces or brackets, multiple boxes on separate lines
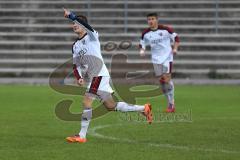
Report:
63,8,94,32
63,8,97,41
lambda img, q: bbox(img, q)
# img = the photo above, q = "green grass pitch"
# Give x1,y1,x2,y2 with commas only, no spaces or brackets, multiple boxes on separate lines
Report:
0,85,240,160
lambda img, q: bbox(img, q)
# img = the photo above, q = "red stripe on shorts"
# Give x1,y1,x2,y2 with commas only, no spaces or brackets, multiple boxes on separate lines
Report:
169,62,173,73
89,76,102,94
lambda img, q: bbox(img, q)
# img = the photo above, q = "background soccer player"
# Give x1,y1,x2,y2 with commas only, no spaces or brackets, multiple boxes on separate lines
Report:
139,13,180,113
63,9,152,143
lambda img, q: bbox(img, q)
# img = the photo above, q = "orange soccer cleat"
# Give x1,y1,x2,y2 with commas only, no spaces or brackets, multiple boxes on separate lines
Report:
144,103,153,124
165,104,175,113
66,135,87,143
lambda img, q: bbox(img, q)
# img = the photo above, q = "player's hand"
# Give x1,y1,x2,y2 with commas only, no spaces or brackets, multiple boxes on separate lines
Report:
77,78,85,86
139,49,145,57
63,8,70,18
172,49,178,55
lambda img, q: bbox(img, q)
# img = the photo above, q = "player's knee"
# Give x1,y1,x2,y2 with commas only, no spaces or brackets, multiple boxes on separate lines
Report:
165,77,171,83
160,74,171,83
82,96,93,107
103,101,116,111
107,107,115,111
159,76,164,84
106,104,116,111
82,101,91,107
159,76,167,84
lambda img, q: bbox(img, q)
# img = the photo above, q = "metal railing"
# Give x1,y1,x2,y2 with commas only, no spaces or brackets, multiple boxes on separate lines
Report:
124,0,128,33
87,0,91,23
215,0,219,34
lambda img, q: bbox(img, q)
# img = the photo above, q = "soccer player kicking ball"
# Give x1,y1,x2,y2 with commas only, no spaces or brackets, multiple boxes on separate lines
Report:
63,9,152,143
139,13,180,113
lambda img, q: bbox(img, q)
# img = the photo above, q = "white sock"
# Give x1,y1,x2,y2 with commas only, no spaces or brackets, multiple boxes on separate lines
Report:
161,80,175,105
79,108,92,139
115,102,145,112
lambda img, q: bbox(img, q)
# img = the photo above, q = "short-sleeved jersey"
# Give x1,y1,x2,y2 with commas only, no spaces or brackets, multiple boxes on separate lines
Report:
72,31,110,80
140,25,179,64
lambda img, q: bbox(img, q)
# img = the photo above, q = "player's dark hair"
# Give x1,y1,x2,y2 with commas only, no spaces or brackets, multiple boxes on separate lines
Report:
147,12,158,18
77,15,88,23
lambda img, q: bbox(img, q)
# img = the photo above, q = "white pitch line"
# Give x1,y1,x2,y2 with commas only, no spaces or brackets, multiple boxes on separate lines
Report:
88,124,240,154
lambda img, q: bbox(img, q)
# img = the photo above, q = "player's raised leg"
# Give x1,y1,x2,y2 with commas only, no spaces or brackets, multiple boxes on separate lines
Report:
103,98,153,124
93,76,152,123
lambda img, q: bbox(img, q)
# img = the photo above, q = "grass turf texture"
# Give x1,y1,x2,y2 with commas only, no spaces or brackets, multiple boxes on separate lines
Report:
0,85,240,160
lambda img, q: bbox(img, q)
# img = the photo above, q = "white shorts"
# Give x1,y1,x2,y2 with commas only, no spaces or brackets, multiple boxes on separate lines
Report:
85,76,114,101
153,60,173,77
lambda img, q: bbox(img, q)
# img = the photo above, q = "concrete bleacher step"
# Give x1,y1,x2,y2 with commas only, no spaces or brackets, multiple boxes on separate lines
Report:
1,49,240,56
0,40,239,51
1,67,240,79
1,59,240,68
0,32,239,43
0,24,239,34
1,0,240,9
1,10,239,18
0,18,238,26
1,50,240,71
1,17,240,26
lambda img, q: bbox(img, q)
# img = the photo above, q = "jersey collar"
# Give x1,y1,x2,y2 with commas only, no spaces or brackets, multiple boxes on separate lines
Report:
77,33,87,41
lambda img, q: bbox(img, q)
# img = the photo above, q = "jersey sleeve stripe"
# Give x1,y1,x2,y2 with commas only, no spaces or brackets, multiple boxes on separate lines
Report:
175,36,180,43
73,64,81,80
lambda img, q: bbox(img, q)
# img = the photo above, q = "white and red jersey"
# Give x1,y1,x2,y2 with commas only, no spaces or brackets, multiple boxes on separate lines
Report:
139,25,180,64
72,31,110,79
